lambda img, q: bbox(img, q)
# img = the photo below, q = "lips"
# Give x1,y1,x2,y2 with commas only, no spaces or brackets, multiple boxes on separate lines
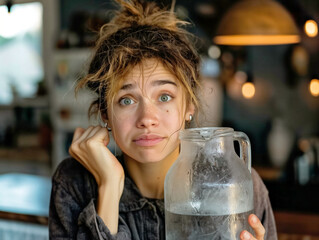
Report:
133,134,164,147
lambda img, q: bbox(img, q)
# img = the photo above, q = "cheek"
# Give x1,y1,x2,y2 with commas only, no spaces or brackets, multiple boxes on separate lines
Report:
109,117,132,142
108,105,134,126
162,107,184,127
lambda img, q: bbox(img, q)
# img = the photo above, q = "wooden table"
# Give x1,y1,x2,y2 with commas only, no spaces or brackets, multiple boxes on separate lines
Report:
0,173,51,225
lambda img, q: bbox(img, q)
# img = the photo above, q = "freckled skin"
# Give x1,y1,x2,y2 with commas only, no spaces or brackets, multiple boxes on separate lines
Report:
108,59,190,165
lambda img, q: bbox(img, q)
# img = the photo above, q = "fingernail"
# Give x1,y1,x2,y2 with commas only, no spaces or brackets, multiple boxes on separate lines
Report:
252,215,258,224
243,231,251,240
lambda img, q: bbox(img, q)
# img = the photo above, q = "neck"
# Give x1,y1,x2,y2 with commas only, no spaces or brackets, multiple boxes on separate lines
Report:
124,147,179,199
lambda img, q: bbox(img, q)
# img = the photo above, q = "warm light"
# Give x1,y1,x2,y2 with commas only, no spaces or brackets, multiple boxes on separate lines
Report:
214,35,300,46
234,71,247,83
213,0,300,46
208,45,221,59
309,79,319,97
304,20,318,38
242,82,255,99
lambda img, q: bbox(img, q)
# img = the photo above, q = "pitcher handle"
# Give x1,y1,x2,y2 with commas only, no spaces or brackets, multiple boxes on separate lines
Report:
233,131,252,173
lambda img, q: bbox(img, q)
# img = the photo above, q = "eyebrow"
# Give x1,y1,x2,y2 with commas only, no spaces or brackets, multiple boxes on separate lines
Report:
120,80,177,90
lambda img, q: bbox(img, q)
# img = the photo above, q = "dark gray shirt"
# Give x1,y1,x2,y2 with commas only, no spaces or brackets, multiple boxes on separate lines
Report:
49,158,277,239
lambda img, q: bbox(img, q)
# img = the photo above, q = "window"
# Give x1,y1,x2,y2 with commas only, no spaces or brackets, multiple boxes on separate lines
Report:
0,2,43,104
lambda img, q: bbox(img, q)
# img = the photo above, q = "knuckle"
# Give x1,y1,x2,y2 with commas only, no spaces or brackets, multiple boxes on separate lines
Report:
69,151,77,161
86,138,95,148
79,141,86,149
69,144,79,158
68,148,74,157
256,224,266,237
69,143,78,152
74,127,82,132
74,127,84,134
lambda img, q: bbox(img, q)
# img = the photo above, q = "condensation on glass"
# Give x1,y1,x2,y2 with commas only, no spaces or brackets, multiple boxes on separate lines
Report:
165,127,254,240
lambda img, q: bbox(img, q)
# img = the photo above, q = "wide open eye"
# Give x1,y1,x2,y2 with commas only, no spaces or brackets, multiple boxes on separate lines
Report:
119,97,135,106
159,94,172,102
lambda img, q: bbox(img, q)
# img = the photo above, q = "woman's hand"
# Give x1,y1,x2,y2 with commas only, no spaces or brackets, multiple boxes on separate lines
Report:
69,126,124,234
240,214,266,240
69,126,124,188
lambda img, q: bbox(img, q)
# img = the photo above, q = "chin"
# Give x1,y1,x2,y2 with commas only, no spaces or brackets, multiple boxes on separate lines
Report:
125,149,174,164
136,153,169,164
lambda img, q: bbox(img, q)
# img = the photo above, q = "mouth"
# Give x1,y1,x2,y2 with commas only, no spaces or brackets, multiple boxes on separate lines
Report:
133,134,164,147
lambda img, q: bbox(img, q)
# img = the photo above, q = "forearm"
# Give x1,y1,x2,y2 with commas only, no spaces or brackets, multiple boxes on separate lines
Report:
97,179,123,235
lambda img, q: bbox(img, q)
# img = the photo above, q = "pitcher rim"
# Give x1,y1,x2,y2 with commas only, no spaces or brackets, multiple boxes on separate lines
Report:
179,127,234,140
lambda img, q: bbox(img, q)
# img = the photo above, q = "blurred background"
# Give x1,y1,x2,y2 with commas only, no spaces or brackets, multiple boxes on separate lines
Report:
0,0,318,239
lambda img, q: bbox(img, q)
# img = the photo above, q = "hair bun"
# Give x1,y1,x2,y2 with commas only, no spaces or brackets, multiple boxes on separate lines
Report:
101,0,186,38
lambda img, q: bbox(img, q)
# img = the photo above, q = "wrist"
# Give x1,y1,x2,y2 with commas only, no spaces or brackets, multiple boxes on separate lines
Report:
98,166,125,186
98,176,124,200
97,182,123,235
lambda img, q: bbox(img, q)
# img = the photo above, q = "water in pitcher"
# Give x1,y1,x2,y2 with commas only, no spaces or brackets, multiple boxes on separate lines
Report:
165,128,254,239
165,208,253,240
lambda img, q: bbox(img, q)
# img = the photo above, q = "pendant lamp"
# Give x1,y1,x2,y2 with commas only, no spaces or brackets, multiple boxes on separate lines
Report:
6,0,13,13
213,0,300,45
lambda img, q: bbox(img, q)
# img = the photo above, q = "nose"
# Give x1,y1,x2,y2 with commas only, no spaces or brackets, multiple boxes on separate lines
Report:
136,101,159,129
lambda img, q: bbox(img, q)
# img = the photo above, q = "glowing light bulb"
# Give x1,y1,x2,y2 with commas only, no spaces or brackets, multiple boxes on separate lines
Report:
304,20,318,38
242,82,255,99
234,71,247,83
309,78,319,97
208,45,221,59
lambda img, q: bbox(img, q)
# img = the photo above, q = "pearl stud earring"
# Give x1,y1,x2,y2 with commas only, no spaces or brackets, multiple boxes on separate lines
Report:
104,122,112,131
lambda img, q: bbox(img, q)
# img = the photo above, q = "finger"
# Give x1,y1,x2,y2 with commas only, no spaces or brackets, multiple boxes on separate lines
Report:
86,126,103,139
70,127,95,157
240,230,256,240
249,214,265,240
88,127,110,145
75,126,95,142
68,144,83,164
72,127,85,142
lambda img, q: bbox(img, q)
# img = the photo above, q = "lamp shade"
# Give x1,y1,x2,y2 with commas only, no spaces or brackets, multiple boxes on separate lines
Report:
213,0,300,45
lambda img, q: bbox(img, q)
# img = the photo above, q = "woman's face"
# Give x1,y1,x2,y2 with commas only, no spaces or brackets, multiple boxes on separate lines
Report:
107,58,194,164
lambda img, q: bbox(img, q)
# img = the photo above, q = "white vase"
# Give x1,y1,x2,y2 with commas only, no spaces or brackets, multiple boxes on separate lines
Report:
267,118,294,168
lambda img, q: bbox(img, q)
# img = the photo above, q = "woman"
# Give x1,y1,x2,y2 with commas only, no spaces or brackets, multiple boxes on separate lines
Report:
49,0,277,239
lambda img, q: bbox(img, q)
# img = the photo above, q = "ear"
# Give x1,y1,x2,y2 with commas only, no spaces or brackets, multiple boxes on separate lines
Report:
185,102,195,121
101,111,108,121
100,112,111,128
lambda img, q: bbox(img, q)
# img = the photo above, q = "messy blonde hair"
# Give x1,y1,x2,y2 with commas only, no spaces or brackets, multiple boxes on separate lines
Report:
76,0,200,119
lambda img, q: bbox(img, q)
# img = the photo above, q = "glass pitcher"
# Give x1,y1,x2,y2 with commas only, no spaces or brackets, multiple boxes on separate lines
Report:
165,127,253,240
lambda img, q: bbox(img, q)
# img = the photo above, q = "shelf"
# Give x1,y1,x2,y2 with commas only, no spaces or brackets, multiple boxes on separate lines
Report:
55,117,91,132
0,96,49,109
50,48,96,167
